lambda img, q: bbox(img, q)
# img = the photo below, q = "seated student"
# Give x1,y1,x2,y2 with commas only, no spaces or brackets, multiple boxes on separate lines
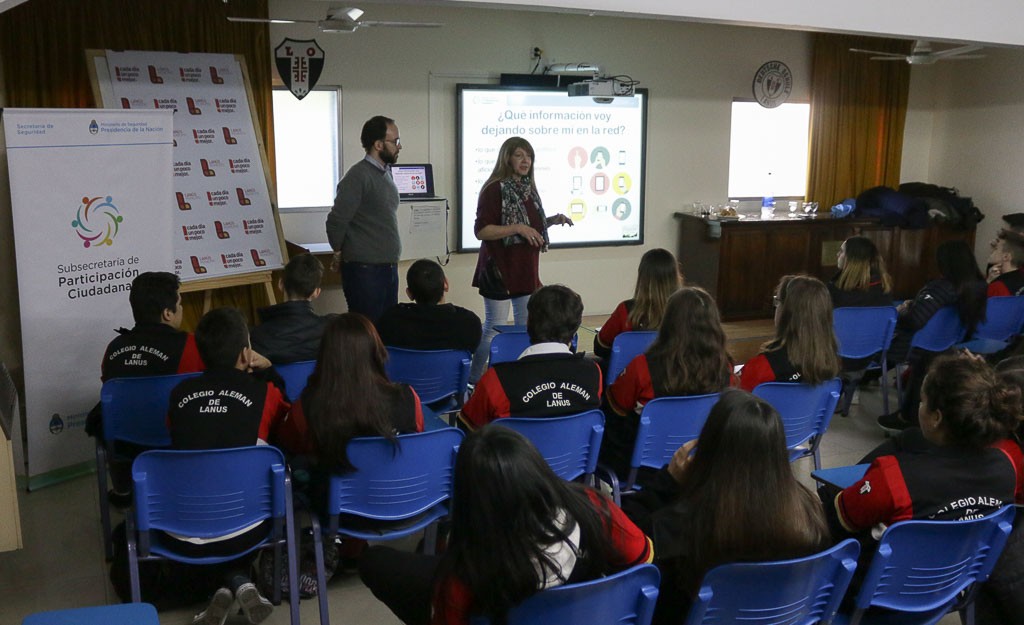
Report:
601,287,735,478
273,313,424,465
376,259,482,352
166,307,291,625
987,228,1024,297
460,285,602,428
594,248,682,359
826,355,1022,593
88,271,205,505
250,253,333,364
359,426,653,625
621,391,829,624
827,236,893,308
878,240,987,431
740,275,840,391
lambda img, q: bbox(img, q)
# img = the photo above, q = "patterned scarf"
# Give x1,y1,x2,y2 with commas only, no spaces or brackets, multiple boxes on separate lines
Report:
499,176,548,249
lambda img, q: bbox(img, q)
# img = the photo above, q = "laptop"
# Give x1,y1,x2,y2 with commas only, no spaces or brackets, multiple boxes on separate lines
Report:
392,163,436,200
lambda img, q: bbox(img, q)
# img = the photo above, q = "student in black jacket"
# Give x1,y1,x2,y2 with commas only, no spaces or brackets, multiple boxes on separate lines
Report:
250,254,333,364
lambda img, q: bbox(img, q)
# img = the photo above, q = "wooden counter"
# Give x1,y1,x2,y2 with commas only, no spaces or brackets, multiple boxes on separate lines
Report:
673,212,975,320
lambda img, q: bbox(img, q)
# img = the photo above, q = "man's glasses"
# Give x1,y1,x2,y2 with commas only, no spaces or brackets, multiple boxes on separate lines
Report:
383,137,401,147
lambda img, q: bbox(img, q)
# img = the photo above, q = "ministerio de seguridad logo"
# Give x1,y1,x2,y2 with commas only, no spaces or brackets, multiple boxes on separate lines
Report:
71,195,124,248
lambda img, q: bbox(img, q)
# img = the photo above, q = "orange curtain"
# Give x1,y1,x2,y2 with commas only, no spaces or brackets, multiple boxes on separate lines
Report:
806,34,911,210
0,0,276,328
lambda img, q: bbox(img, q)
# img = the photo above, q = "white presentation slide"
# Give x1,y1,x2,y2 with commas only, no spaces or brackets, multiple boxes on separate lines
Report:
458,86,647,251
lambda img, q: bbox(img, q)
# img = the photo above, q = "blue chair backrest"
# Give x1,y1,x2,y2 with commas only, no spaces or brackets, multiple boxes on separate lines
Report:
385,347,472,405
22,603,160,625
752,379,841,450
973,296,1024,341
490,332,532,365
606,331,658,386
328,428,464,522
833,306,897,359
851,505,1015,617
908,305,967,353
494,410,605,481
632,393,720,472
275,359,316,402
132,446,286,539
101,372,201,447
685,539,860,625
471,563,661,625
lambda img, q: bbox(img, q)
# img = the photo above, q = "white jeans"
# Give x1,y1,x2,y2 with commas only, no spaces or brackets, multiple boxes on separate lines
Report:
470,295,530,383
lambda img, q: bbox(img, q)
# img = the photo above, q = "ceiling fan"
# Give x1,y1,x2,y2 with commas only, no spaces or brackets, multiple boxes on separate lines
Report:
227,6,443,33
850,39,985,65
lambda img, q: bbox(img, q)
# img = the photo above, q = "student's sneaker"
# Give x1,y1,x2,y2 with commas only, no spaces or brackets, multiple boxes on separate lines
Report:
877,411,914,434
236,581,274,624
192,587,234,625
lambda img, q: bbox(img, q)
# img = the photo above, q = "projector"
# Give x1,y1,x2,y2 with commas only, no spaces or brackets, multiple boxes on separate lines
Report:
567,78,634,101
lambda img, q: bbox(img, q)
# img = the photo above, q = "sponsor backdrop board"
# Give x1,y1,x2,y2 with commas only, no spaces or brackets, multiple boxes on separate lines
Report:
101,50,283,281
3,108,174,485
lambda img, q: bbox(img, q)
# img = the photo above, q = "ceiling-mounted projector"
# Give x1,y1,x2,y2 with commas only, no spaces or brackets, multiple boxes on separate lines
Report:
567,77,635,103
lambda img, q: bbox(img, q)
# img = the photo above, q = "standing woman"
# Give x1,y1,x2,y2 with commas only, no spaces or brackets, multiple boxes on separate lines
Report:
469,136,574,383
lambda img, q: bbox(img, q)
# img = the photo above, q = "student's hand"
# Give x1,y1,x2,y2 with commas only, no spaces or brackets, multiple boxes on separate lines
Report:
330,251,343,273
988,264,1002,283
667,439,698,484
248,350,272,371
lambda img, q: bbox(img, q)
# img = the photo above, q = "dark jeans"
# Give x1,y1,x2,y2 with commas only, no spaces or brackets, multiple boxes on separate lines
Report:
341,262,398,323
359,546,440,625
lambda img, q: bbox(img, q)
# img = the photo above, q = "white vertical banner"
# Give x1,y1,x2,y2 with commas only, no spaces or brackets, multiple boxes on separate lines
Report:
3,108,174,485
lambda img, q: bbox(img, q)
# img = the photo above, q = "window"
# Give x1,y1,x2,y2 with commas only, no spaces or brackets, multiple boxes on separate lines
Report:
727,100,810,199
272,87,341,210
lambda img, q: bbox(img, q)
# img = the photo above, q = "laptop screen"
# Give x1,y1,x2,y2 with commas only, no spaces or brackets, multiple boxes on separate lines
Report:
392,164,435,199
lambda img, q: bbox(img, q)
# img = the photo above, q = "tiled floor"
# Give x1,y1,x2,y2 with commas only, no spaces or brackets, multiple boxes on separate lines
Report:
0,322,959,624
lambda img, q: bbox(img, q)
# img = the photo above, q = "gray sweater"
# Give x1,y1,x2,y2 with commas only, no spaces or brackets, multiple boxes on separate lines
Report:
326,158,401,263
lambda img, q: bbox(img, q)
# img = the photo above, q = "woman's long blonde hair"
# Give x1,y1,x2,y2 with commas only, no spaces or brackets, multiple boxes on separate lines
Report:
835,236,892,293
481,136,536,192
628,248,683,330
762,275,840,385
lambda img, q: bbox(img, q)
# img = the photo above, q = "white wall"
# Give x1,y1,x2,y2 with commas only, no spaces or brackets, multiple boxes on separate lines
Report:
900,46,1024,269
271,2,812,316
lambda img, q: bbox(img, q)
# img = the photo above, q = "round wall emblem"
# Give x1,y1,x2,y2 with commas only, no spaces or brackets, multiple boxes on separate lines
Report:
752,61,793,109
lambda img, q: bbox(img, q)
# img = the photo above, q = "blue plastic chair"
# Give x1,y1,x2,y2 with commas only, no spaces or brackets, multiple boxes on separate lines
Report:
957,296,1024,354
274,359,316,402
684,538,860,625
470,563,661,625
22,603,159,625
493,410,605,483
127,446,300,625
752,379,842,470
310,428,464,625
833,306,897,416
896,306,967,404
606,331,658,386
490,331,533,365
96,371,201,561
385,347,472,415
598,393,720,504
834,505,1015,625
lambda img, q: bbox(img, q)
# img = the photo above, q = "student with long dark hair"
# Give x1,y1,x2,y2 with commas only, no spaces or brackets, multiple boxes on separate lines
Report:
274,313,423,471
594,248,683,359
828,236,893,308
740,275,840,391
623,390,829,624
359,426,653,625
601,287,734,476
879,240,987,430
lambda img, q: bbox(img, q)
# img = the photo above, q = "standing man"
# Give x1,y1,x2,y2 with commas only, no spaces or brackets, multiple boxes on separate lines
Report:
326,115,402,322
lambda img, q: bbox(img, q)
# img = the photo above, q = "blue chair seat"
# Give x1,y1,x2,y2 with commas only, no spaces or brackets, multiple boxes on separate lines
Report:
274,359,316,402
752,379,841,470
493,410,605,482
606,331,658,386
22,603,159,625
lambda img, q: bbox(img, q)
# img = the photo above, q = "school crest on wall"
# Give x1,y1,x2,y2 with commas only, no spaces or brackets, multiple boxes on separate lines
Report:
752,60,792,109
275,39,325,100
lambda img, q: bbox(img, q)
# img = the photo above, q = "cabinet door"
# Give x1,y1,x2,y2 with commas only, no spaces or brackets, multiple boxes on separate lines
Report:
718,229,769,319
